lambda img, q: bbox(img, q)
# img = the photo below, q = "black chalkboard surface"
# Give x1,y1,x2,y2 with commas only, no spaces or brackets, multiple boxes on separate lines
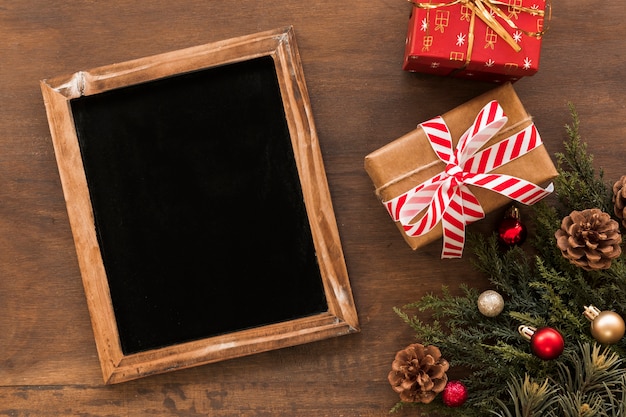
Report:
42,27,358,384
70,56,328,355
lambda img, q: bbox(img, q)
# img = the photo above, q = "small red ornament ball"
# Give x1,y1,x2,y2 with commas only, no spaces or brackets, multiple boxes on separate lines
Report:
498,216,527,246
531,327,565,360
442,380,468,407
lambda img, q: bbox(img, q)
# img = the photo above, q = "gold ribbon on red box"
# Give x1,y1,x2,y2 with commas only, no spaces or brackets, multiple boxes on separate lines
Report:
409,0,550,69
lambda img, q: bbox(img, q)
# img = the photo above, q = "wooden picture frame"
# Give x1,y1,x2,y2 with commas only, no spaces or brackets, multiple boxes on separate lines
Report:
40,26,359,384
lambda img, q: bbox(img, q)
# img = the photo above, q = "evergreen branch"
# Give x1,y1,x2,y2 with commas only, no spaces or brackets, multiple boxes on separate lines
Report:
387,105,626,416
558,343,625,396
481,342,535,365
603,374,626,417
392,306,445,345
553,103,611,212
490,374,560,417
557,391,604,417
507,311,545,328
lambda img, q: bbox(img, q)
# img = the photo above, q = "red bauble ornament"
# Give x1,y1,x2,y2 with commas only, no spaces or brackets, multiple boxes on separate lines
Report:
519,325,564,360
498,206,527,246
442,380,467,407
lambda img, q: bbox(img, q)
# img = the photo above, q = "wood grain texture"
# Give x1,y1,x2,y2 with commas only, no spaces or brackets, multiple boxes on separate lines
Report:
1,0,625,415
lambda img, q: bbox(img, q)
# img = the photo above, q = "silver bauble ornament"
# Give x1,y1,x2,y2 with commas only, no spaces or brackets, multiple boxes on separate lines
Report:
477,290,504,317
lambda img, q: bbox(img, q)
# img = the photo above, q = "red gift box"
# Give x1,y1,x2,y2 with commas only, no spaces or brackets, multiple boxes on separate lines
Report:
402,0,549,82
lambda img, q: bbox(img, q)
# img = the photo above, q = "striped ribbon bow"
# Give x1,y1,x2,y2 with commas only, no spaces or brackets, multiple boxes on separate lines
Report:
384,100,553,258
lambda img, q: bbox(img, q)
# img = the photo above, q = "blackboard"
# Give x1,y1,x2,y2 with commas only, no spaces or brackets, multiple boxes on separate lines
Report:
41,26,358,384
70,56,328,355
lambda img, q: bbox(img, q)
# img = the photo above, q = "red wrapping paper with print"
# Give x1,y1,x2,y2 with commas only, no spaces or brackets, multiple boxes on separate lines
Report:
402,0,549,82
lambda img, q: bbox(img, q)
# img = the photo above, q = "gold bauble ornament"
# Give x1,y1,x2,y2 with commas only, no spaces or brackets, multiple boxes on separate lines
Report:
583,305,626,344
477,290,504,317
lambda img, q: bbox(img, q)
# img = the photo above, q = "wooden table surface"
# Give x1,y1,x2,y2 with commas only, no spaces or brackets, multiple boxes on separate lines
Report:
1,1,624,415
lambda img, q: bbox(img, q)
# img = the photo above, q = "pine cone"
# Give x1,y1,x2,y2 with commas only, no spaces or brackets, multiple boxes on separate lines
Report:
612,175,626,227
555,208,622,271
388,343,449,403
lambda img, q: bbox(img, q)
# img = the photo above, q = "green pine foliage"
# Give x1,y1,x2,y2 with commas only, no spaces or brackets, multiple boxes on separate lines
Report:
492,343,626,417
391,104,626,416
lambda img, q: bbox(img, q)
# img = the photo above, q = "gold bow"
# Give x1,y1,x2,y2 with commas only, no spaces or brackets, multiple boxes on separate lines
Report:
409,0,550,53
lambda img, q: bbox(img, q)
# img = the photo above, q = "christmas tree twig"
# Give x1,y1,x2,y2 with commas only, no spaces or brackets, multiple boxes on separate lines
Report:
388,103,626,416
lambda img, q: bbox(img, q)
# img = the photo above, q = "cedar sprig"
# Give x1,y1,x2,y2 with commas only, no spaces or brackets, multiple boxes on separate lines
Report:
552,103,612,213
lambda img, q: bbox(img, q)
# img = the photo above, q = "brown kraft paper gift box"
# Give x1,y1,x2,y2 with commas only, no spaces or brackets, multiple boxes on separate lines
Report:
364,82,558,251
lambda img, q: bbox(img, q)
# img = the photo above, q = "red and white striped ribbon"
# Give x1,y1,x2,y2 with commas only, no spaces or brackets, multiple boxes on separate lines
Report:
384,100,553,258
